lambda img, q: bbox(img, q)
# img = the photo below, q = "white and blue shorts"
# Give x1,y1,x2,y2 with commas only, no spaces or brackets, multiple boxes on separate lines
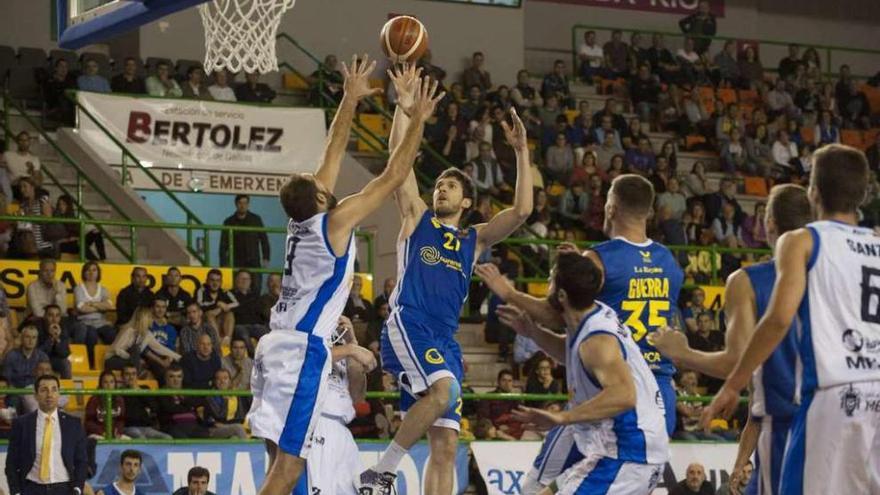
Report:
523,425,584,492
293,414,363,495
556,453,663,495
247,330,331,458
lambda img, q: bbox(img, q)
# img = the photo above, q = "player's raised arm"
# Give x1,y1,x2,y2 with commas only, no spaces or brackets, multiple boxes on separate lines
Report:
475,109,533,252
387,64,429,235
314,54,382,192
327,77,444,245
703,228,813,423
496,304,565,363
652,268,756,379
475,263,565,330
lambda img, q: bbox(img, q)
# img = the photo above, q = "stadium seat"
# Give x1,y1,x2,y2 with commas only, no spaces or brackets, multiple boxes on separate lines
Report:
93,345,109,371
717,88,737,105
737,89,759,105
865,128,880,147
800,126,816,145
17,46,47,68
49,49,78,69
176,58,203,79
841,129,864,149
138,379,159,390
564,109,579,125
7,67,40,105
282,72,309,90
861,85,880,116
686,134,707,150
145,56,173,73
62,378,98,413
69,344,90,374
743,176,769,197
222,345,230,357
356,113,389,152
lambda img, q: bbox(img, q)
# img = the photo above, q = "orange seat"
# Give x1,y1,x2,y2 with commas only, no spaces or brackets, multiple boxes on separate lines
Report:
697,86,714,100
744,177,769,197
738,89,759,105
718,88,737,105
686,134,707,150
282,72,309,91
865,128,880,147
860,85,880,115
801,127,816,145
841,129,864,149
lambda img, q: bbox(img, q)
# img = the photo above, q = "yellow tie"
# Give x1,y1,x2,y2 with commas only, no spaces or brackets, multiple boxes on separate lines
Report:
39,415,53,482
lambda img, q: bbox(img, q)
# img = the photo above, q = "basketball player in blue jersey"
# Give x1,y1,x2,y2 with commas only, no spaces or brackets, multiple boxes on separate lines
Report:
706,145,880,494
651,184,811,495
358,64,533,495
502,253,669,494
476,174,683,493
248,58,446,495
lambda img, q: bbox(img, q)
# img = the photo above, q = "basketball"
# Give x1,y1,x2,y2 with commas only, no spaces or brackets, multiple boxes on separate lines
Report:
380,15,429,64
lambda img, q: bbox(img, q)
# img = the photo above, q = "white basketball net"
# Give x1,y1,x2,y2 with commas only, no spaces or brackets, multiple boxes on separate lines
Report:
198,0,296,74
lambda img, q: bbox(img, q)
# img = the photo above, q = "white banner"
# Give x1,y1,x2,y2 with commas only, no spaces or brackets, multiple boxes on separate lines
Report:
76,92,326,173
471,441,739,494
113,166,290,196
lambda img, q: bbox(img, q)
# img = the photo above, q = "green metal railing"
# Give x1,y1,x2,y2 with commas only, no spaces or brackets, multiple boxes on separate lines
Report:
569,24,880,81
64,90,208,265
0,387,745,441
0,215,375,275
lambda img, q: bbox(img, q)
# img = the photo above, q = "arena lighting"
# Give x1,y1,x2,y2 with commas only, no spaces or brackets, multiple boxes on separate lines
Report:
141,161,154,168
188,171,205,192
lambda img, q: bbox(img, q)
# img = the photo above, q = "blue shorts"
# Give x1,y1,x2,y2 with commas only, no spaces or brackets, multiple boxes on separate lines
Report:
528,424,584,488
655,374,677,436
380,309,464,430
748,416,792,495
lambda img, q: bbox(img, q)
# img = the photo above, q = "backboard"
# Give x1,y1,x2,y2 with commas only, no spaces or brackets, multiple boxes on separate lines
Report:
57,0,210,49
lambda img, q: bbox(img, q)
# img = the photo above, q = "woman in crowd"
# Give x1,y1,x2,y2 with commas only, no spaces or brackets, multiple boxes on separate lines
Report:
74,260,115,372
105,307,181,375
11,178,52,258
525,357,563,409
740,202,768,249
659,139,679,173
684,160,710,197
745,124,775,177
684,200,708,245
52,195,107,260
84,370,128,439
737,46,764,90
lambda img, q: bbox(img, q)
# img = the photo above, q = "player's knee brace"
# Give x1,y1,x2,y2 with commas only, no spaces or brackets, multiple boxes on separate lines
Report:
446,379,462,410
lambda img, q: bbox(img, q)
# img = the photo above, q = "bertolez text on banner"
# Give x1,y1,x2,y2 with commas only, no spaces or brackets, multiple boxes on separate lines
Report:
75,91,327,173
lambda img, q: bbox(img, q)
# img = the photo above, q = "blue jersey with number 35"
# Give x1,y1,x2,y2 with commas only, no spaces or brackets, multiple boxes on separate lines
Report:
389,210,479,331
592,238,684,376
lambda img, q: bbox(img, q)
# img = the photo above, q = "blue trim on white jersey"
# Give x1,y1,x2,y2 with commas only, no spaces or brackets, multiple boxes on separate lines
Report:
296,238,350,333
779,390,814,495
806,226,820,271
577,330,629,389
279,334,328,455
613,408,648,463
574,457,624,494
534,425,563,474
797,292,819,396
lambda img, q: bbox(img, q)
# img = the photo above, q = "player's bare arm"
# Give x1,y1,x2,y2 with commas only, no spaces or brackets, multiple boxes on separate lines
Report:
653,268,756,380
475,263,564,330
729,411,760,495
387,63,429,238
496,304,565,363
703,228,813,424
314,54,382,192
512,334,636,429
475,108,533,253
327,76,445,254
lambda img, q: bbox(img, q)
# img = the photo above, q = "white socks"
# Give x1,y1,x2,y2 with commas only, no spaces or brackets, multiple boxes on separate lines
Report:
375,440,407,474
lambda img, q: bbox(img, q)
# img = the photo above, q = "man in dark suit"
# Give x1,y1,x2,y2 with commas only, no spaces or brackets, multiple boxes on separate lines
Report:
5,374,88,495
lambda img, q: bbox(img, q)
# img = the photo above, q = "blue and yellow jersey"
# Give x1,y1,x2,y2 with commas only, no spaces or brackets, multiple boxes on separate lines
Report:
592,238,684,376
389,210,479,331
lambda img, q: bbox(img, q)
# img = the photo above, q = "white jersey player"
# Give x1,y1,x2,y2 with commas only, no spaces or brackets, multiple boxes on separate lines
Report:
294,318,367,495
706,144,880,494
501,252,668,495
248,56,446,495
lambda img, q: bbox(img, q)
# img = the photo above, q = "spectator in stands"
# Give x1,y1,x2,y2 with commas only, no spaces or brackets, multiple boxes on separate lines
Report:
629,64,660,124
172,467,216,495
558,182,589,229
544,133,575,184
53,195,105,261
230,270,268,350
745,124,774,177
591,113,623,151
541,60,573,109
373,278,396,309
181,66,213,100
714,40,740,86
510,70,542,112
717,461,754,495
235,71,276,103
344,274,374,325
4,131,43,190
835,64,853,104
221,336,252,390
674,371,727,442
689,311,724,353
650,156,672,194
603,29,630,78
196,269,237,341
772,129,800,179
84,370,127,439
37,305,71,379
627,32,650,75
0,284,13,360
417,50,447,87
307,54,343,104
157,364,210,438
766,79,797,120
145,62,183,98
120,364,171,439
524,357,562,405
26,258,65,318
11,178,53,259
3,325,49,388
111,57,146,94
703,177,743,224
866,132,880,175
469,141,506,198
577,30,608,83
676,37,702,86
77,58,110,93
647,34,681,85
180,301,221,355
218,194,270,289
592,97,627,133
721,128,749,173
569,151,594,187
75,261,115,344
467,106,494,161
149,297,177,352
657,177,687,221
207,70,236,102
462,52,492,95
116,266,153,327
814,110,840,146
740,202,768,249
624,137,656,175
182,333,221,389
476,370,523,439
155,266,192,328
257,273,280,327
682,287,710,332
105,307,181,374
473,417,516,441
97,449,144,495
839,80,871,129
684,201,708,245
43,59,78,126
670,462,714,495
678,0,716,55
711,200,741,247
737,46,764,90
203,368,247,438
778,44,805,82
715,103,743,145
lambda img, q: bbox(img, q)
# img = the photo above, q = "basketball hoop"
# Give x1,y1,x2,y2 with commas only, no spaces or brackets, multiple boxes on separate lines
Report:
199,0,296,74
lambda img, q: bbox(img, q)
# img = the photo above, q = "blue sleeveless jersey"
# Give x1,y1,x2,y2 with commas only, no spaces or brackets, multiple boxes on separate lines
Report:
745,261,799,419
592,238,684,376
389,210,479,330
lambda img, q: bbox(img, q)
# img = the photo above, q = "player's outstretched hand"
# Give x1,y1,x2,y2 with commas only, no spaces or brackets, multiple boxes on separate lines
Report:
500,108,528,152
348,344,378,372
496,304,538,338
407,76,445,122
700,383,741,430
511,405,563,431
474,263,514,299
649,326,688,361
387,63,422,110
341,54,382,101
336,315,356,344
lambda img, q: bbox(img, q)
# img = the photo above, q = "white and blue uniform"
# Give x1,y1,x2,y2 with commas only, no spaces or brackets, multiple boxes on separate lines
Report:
742,261,799,495
247,212,356,458
556,302,668,495
380,211,478,430
779,221,880,494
